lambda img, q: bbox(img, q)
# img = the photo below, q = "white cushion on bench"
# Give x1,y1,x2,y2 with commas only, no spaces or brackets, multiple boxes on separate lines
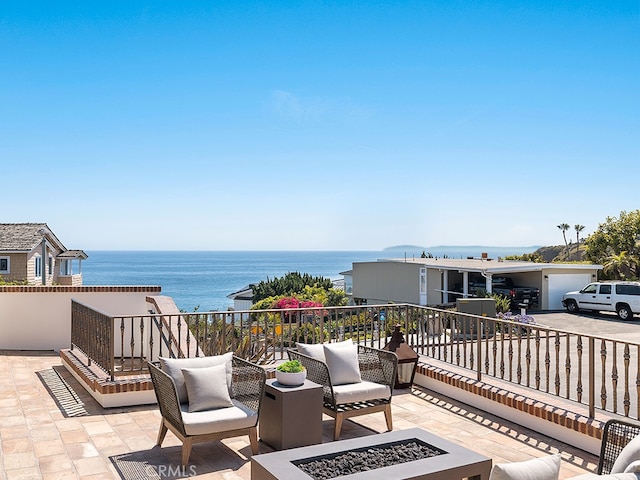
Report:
332,380,390,404
180,400,257,436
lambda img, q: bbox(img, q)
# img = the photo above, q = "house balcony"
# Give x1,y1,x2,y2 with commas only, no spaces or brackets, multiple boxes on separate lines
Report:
0,293,638,479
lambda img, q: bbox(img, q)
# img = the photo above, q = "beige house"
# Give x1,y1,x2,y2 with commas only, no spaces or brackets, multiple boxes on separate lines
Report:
0,223,87,286
348,256,602,310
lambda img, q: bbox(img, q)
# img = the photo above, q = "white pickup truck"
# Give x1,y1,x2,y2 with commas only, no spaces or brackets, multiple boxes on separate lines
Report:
562,281,640,320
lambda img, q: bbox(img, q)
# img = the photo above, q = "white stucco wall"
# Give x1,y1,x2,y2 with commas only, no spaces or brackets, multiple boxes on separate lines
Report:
0,288,161,351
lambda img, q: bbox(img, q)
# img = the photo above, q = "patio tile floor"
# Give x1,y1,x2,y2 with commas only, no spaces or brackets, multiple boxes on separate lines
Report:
0,352,597,479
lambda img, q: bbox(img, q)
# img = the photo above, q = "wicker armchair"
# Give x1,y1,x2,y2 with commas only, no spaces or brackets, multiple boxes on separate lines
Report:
147,356,266,467
597,419,640,475
288,344,397,440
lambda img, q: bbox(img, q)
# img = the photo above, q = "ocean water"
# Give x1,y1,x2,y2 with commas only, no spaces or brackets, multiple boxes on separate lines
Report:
82,247,537,312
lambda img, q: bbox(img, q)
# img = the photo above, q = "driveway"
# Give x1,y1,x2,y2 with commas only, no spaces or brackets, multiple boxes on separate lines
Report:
531,310,640,342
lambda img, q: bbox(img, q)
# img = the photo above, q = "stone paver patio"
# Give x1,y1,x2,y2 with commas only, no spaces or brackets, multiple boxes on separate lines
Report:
0,351,597,479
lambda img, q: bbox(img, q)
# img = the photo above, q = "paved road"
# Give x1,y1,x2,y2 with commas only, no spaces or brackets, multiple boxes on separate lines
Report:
530,310,640,342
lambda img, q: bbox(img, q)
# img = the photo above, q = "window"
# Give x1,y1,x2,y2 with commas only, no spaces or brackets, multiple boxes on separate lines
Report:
599,284,611,295
616,284,640,296
582,284,598,294
60,259,71,276
0,257,9,273
48,255,53,275
34,256,42,278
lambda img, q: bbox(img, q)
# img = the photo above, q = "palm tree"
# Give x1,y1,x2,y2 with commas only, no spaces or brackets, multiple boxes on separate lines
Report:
603,251,635,280
574,224,585,258
557,223,570,247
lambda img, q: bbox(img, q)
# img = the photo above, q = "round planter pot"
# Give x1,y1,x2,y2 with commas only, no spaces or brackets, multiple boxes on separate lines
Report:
275,369,306,386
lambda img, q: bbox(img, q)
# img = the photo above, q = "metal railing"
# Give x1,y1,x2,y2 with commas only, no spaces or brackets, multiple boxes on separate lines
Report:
69,300,639,420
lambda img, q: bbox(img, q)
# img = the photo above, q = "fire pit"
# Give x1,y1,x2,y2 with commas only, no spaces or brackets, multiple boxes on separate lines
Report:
251,428,492,480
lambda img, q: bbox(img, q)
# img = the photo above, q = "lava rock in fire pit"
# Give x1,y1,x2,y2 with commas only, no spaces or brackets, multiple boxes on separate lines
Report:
293,439,446,480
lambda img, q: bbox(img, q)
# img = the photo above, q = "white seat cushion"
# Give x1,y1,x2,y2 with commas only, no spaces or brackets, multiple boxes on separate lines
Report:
180,400,257,436
159,353,233,404
332,380,390,404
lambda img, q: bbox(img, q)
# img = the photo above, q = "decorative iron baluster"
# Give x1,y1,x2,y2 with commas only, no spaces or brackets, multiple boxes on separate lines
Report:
177,315,183,358
129,317,135,372
565,333,571,399
534,329,541,390
577,335,583,404
601,339,607,410
612,342,618,414
545,333,550,393
525,326,531,387
516,327,522,384
469,320,475,371
554,331,560,396
499,326,505,380
508,330,513,382
484,325,490,375
139,316,145,370
119,318,125,368
623,343,630,417
492,331,498,377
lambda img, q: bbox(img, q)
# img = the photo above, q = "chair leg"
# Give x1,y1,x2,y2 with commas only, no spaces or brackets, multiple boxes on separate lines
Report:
248,426,259,455
384,404,393,432
333,413,344,441
157,421,168,446
181,438,193,468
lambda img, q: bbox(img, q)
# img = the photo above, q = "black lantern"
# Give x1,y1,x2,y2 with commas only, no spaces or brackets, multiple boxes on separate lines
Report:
383,324,418,389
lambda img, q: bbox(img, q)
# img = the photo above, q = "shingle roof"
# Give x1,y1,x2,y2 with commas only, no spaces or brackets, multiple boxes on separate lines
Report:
0,223,66,252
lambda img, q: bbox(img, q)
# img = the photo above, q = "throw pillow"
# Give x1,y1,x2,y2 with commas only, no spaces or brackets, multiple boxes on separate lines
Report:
159,352,233,403
323,341,362,386
612,434,640,474
489,454,561,480
296,342,326,362
297,339,353,363
182,364,233,412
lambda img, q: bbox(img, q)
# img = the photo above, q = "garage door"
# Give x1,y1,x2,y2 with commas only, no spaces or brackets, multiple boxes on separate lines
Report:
547,274,592,310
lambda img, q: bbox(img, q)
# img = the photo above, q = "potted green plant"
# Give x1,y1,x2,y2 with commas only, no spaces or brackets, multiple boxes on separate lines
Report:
275,359,306,386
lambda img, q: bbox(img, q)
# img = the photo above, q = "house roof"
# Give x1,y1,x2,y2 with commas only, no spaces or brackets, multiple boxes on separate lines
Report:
369,257,602,273
0,223,86,258
58,249,89,260
227,285,254,301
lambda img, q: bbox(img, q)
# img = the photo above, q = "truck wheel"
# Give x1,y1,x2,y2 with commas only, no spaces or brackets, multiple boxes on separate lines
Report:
617,304,632,320
565,300,579,314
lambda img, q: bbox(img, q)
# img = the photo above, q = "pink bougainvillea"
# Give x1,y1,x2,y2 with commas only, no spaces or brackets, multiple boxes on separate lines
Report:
273,297,323,310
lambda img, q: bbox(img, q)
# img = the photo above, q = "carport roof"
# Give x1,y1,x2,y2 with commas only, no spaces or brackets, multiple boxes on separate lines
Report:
378,257,602,274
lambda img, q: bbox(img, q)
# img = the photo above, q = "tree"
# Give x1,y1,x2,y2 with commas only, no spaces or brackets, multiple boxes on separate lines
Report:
603,251,636,280
574,224,585,258
585,210,640,280
557,223,570,247
251,271,347,306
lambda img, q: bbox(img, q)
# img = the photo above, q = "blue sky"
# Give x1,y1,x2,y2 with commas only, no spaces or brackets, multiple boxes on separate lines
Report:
2,1,638,250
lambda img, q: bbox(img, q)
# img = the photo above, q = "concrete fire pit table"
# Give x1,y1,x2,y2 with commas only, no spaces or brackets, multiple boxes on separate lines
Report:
251,428,492,480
